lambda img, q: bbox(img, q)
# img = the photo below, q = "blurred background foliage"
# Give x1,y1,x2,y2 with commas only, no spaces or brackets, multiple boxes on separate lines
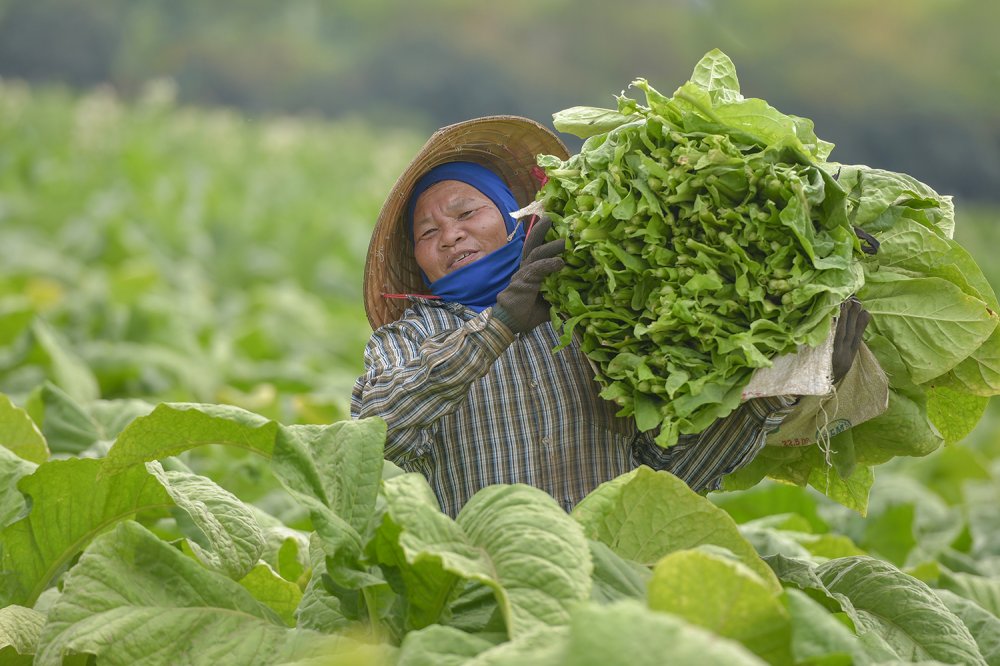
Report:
1,0,998,202
0,0,997,431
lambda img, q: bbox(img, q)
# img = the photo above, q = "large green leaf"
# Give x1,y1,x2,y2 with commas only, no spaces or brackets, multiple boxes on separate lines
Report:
453,483,594,637
102,404,389,580
817,556,987,665
102,402,281,475
238,562,304,628
428,599,771,666
270,417,386,602
24,382,103,455
271,417,386,546
573,466,780,591
926,385,990,445
466,626,566,666
947,327,1000,397
938,569,1000,619
783,588,871,665
384,481,592,639
762,553,835,598
0,605,45,662
551,106,633,139
860,475,961,568
294,535,349,633
34,521,334,666
852,334,943,464
836,164,955,239
146,460,265,580
935,589,1000,666
0,392,48,463
21,385,153,457
0,445,36,527
257,522,310,585
0,458,172,607
562,599,766,665
1,454,274,608
804,451,874,516
647,548,792,663
711,481,828,534
587,539,651,603
859,272,997,385
867,210,1000,398
741,521,866,563
964,477,1000,564
721,443,875,513
371,473,464,631
873,214,998,310
26,320,100,404
396,625,497,666
679,49,831,159
690,49,741,99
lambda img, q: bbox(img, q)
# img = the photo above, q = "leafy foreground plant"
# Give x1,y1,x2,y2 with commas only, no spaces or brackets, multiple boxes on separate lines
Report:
1,394,998,664
535,49,1000,508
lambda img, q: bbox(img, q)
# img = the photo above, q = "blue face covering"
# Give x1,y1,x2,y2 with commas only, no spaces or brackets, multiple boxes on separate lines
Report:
407,162,525,312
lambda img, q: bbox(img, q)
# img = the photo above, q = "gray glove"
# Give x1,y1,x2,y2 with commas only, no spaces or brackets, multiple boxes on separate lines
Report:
492,217,564,334
832,297,871,384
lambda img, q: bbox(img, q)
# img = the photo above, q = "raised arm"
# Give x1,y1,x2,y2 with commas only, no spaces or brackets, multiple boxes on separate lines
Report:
351,308,514,438
631,395,797,491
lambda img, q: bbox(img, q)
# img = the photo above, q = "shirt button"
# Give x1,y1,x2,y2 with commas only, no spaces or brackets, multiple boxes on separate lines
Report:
530,380,539,388
541,436,551,447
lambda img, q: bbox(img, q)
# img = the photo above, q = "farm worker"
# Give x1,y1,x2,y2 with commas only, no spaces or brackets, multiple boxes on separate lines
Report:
352,116,868,517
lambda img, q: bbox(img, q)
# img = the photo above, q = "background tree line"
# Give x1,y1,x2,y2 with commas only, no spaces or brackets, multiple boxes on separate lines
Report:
1,0,997,204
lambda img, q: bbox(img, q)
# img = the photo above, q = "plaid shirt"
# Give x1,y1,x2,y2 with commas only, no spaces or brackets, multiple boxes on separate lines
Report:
351,298,795,517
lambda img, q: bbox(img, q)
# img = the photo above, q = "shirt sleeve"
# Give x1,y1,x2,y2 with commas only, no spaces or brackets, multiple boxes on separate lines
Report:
351,308,515,457
631,395,798,492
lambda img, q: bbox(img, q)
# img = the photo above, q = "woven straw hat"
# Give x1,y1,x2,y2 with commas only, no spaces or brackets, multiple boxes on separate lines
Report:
364,115,569,330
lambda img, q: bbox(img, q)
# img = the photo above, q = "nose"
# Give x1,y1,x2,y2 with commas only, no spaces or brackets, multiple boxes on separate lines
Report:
438,219,467,247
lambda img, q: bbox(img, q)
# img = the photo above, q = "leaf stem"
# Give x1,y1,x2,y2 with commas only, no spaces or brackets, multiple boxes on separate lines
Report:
675,90,723,125
362,586,382,640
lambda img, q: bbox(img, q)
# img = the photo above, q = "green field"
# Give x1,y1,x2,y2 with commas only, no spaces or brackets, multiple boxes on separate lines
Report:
3,82,1000,665
0,80,426,422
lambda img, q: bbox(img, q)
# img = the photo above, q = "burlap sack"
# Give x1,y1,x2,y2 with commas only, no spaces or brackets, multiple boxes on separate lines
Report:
740,316,889,447
741,323,837,400
764,343,888,447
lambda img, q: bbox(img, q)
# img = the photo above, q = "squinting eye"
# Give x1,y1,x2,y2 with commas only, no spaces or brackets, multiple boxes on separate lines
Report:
458,205,486,220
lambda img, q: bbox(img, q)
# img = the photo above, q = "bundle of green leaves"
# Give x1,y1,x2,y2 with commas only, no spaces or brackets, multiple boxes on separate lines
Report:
536,51,865,447
536,50,1000,494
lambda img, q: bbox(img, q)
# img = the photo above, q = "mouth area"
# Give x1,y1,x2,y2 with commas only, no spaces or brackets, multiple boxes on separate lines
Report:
448,250,480,270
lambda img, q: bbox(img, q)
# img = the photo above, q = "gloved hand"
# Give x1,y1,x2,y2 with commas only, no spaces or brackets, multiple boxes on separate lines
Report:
492,216,565,334
832,296,871,384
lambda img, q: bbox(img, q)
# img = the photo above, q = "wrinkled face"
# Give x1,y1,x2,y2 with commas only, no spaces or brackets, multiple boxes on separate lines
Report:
412,180,509,283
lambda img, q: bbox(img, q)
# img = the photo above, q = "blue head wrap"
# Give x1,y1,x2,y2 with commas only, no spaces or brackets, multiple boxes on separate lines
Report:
406,162,525,312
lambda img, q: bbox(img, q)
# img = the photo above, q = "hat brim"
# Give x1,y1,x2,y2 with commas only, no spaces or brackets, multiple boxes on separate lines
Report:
364,115,569,330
